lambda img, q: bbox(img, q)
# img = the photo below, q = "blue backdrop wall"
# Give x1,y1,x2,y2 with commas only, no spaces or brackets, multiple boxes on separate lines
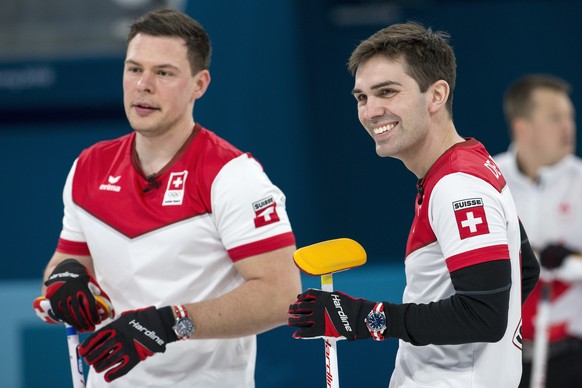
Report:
2,0,582,278
1,1,581,387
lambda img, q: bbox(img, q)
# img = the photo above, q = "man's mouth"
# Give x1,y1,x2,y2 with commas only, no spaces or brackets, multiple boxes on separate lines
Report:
373,122,397,135
133,103,160,116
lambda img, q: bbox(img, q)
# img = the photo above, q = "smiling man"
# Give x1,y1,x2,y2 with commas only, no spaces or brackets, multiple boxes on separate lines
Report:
288,22,539,388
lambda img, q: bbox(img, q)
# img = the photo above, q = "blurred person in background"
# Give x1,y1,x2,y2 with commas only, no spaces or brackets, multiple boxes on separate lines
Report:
495,74,582,388
33,8,301,387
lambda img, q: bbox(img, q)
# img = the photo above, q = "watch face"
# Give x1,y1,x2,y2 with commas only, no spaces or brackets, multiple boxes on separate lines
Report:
367,311,386,331
175,317,195,338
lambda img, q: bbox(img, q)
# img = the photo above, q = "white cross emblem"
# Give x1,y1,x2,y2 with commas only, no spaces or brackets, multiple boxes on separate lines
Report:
257,206,275,221
461,211,483,233
172,177,183,188
163,171,188,206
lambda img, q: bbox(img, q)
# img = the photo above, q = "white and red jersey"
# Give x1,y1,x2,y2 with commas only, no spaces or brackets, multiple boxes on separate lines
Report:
56,124,295,387
495,148,582,342
390,139,523,388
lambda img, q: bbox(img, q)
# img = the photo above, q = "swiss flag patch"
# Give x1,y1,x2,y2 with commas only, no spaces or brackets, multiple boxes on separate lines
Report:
252,196,280,228
452,198,489,240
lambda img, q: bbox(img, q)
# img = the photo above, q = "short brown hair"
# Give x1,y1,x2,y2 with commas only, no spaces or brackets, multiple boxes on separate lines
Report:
348,21,456,115
503,74,572,124
127,9,211,75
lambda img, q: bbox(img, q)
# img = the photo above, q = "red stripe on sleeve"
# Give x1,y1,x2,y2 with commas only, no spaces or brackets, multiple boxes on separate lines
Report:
446,244,509,273
228,232,296,262
56,238,91,256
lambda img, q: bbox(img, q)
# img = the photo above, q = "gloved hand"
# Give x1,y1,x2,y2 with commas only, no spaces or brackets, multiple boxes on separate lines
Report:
539,244,574,269
32,296,61,324
288,289,375,341
43,258,114,332
79,306,177,382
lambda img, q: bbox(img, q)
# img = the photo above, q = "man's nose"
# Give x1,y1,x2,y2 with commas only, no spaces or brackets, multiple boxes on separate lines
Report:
137,72,153,93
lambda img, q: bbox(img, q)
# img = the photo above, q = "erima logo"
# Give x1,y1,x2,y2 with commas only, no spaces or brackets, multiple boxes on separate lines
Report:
129,319,165,346
331,294,352,332
452,198,483,210
99,175,121,192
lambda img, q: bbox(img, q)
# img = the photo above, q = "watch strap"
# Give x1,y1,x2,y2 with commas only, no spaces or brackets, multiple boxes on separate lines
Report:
157,306,179,342
174,305,188,319
370,302,385,341
173,305,193,340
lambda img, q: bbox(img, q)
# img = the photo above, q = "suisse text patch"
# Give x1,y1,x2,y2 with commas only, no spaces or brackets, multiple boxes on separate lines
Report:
452,198,489,239
253,196,280,228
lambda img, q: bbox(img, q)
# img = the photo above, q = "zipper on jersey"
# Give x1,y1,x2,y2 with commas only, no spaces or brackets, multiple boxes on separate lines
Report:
416,179,425,205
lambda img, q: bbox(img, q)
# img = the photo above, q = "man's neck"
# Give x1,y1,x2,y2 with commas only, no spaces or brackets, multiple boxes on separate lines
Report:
515,152,540,183
404,123,464,178
135,123,195,176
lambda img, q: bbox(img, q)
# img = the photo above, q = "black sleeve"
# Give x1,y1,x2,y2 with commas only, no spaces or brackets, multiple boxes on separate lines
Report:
385,259,511,345
519,220,540,303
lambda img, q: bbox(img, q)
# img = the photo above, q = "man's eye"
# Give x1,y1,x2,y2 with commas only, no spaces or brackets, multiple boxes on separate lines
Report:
380,89,396,96
355,94,367,102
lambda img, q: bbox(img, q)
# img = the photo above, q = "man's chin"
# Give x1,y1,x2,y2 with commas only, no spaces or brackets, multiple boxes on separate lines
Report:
375,144,396,158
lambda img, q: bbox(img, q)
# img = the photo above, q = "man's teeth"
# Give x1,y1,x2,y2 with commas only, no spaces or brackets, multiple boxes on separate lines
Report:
373,123,396,135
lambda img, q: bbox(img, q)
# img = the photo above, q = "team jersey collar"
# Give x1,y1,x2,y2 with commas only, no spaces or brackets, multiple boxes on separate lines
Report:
131,123,201,180
420,137,479,181
507,144,575,186
415,137,479,205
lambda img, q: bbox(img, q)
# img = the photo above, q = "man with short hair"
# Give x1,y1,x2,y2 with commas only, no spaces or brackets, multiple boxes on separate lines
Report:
288,22,539,387
495,74,582,388
34,9,301,387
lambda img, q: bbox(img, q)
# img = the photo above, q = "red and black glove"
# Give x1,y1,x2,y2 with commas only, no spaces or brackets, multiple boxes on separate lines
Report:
539,244,574,269
288,289,375,341
32,296,61,324
79,306,177,382
43,258,114,332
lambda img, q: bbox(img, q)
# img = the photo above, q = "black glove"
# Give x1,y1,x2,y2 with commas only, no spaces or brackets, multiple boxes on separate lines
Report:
539,244,574,269
288,289,375,341
79,306,177,382
44,259,114,332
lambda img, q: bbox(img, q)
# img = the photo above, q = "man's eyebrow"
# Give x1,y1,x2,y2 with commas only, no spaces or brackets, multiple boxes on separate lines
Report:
124,59,179,71
352,81,402,95
124,59,140,66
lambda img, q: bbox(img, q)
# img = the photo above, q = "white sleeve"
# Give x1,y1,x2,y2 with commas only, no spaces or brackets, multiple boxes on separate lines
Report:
210,154,293,252
59,159,87,243
429,172,511,260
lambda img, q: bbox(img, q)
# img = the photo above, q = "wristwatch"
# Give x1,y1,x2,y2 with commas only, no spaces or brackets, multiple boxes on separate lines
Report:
365,302,386,341
173,305,195,340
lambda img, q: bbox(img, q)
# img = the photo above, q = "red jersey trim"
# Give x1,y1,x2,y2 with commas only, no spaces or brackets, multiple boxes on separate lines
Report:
522,280,572,341
71,126,247,239
446,244,509,273
56,238,91,256
228,232,296,262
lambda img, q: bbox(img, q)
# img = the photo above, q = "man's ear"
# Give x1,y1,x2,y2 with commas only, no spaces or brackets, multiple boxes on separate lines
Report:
512,117,529,142
427,80,450,114
192,69,211,101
